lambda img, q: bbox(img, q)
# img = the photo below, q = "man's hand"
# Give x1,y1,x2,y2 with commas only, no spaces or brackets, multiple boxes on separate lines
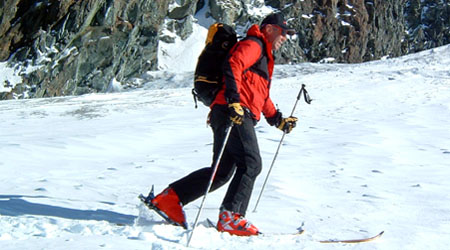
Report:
228,103,244,125
277,116,298,133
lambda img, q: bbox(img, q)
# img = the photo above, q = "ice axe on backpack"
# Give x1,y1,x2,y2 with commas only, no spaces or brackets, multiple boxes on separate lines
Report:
253,84,311,213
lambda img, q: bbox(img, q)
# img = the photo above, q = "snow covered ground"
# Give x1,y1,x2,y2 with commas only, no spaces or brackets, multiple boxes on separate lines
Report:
1,20,450,250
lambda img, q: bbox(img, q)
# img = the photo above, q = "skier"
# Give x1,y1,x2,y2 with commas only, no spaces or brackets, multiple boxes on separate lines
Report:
150,13,298,236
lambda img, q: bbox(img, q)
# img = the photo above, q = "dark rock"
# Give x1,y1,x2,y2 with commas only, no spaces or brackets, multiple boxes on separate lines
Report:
1,0,170,99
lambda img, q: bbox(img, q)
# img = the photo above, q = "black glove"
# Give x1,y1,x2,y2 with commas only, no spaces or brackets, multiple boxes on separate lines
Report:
228,103,244,125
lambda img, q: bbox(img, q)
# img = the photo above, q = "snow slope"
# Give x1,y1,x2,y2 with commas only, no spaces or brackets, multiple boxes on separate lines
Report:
1,29,450,250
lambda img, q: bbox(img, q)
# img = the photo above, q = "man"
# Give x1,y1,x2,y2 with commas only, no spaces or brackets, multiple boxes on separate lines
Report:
150,13,298,236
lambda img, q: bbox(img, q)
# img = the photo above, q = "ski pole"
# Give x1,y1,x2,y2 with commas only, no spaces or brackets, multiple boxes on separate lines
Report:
187,123,234,247
253,84,311,213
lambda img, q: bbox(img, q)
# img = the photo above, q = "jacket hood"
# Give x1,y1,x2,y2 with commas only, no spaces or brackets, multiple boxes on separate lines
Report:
246,24,273,52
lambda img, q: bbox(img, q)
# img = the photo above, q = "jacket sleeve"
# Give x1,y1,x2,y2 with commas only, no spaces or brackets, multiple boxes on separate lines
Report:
222,39,263,104
262,96,278,121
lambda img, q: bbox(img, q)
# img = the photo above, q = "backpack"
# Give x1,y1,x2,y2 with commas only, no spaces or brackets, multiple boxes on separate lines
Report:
192,23,238,108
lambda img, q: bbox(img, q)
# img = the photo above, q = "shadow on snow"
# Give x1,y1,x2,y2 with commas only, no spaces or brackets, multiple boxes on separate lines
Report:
0,195,137,225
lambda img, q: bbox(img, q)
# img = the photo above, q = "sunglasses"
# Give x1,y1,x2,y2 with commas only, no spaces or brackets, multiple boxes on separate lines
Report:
273,24,295,36
273,25,288,36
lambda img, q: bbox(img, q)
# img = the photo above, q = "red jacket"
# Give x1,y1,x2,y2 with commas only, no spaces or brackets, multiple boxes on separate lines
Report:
211,25,277,121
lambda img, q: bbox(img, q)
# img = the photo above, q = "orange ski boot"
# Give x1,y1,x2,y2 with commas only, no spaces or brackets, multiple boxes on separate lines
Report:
217,210,259,236
150,187,187,229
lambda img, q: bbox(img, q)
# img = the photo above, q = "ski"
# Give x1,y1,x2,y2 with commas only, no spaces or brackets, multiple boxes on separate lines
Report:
207,218,383,243
206,218,305,236
138,185,188,229
139,187,382,243
319,231,384,243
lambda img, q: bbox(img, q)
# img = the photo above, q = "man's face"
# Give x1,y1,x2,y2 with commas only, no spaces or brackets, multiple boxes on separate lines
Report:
264,25,288,51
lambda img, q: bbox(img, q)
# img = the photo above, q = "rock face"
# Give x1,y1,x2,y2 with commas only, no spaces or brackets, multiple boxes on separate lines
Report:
0,0,448,100
1,0,170,99
278,0,408,63
272,0,449,63
404,0,450,52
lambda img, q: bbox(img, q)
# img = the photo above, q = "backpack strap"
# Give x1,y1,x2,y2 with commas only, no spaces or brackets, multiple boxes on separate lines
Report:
243,36,265,57
241,36,269,81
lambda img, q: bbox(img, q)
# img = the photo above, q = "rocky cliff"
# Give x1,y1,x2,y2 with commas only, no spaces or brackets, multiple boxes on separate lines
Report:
1,0,169,99
1,0,448,100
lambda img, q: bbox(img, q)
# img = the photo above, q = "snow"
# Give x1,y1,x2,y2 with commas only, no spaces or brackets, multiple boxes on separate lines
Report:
340,20,351,26
158,21,208,72
1,19,450,250
244,1,275,17
106,77,123,93
0,62,23,93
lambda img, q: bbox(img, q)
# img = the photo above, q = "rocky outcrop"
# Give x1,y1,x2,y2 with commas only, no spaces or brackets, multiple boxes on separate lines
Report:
405,0,449,53
259,0,406,63
1,0,169,99
0,0,448,100
204,0,448,63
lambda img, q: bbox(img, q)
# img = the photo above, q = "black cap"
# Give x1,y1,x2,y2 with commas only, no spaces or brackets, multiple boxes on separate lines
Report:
261,13,296,36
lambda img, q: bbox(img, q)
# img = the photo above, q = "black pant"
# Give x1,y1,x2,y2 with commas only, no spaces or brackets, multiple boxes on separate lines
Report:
170,105,262,216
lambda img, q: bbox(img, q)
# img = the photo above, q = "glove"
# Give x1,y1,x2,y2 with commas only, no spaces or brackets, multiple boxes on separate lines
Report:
277,116,298,133
228,103,244,125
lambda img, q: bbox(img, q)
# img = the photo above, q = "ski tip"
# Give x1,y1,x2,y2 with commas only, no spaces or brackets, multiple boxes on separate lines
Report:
319,230,385,244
